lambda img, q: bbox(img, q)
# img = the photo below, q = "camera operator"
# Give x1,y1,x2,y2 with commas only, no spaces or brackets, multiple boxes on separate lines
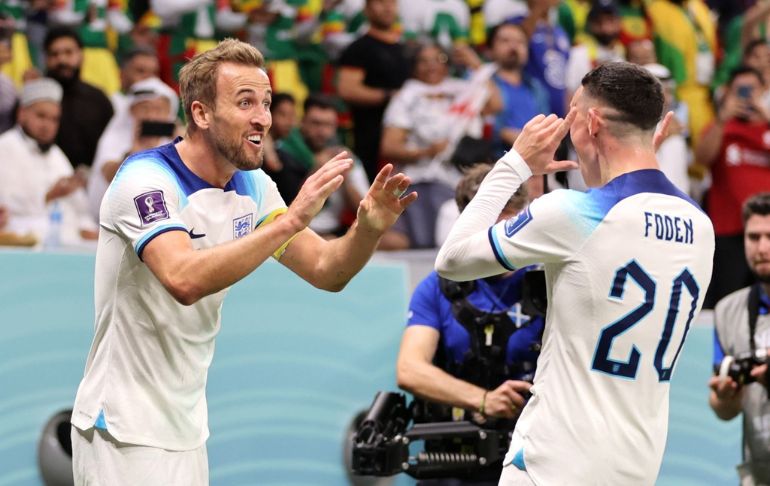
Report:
396,164,543,485
710,192,770,485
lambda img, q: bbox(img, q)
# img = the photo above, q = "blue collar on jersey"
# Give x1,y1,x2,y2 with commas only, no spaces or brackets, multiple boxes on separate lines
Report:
133,137,257,198
588,169,703,214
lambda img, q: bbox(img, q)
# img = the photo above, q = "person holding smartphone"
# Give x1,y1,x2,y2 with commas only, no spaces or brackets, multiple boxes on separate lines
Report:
87,77,179,220
696,66,770,308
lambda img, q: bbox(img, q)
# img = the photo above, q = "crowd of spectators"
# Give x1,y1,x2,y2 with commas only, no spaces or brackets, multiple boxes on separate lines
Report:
1,0,770,306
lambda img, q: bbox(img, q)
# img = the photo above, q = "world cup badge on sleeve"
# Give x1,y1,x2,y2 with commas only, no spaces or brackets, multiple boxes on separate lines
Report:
134,190,170,226
505,207,533,237
233,214,253,239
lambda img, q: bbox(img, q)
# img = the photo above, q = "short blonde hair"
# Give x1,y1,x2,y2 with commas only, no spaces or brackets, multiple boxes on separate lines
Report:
178,38,265,129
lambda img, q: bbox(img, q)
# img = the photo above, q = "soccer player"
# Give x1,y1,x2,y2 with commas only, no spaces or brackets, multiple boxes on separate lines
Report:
69,39,416,485
436,62,715,485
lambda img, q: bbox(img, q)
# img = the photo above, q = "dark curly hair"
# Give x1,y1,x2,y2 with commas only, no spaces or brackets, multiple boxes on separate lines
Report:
581,62,664,131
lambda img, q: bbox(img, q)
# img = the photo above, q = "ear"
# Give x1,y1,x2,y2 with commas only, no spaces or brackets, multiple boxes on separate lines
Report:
190,100,211,130
587,108,602,138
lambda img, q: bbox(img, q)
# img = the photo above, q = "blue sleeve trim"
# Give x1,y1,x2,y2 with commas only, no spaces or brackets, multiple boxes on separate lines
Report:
135,224,188,260
713,327,725,367
94,409,108,430
488,226,516,271
512,448,527,471
255,213,270,228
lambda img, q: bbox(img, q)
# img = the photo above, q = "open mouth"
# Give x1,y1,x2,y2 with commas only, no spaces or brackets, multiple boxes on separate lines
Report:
246,134,262,146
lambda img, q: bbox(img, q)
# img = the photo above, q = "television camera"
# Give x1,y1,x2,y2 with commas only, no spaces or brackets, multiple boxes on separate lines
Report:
350,392,510,480
349,269,547,480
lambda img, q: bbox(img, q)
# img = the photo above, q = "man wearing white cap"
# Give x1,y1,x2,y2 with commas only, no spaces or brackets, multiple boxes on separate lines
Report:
88,77,179,220
0,78,97,245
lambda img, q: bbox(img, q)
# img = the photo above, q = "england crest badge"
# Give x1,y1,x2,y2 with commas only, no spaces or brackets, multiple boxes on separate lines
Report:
233,214,253,239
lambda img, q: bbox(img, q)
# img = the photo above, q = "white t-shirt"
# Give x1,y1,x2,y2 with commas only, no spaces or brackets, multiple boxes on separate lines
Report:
483,0,528,30
565,43,625,95
0,126,94,245
434,198,459,247
88,112,173,222
383,77,473,188
438,154,714,485
656,133,690,195
399,0,470,47
88,110,134,221
71,140,286,450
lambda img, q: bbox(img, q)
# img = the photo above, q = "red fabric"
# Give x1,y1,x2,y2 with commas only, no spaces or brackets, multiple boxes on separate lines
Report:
156,33,174,89
707,119,770,235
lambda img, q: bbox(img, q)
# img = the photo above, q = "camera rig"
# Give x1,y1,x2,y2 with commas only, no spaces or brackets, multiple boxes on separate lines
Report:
351,392,510,480
350,269,546,480
716,349,770,387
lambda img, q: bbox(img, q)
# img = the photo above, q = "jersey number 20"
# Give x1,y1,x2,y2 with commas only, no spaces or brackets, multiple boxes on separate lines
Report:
591,260,699,381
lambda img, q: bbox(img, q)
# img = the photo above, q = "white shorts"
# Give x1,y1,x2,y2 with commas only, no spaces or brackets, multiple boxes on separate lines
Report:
71,426,209,486
498,464,536,486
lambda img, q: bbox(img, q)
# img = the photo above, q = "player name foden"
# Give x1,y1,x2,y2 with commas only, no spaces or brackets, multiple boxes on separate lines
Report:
643,211,694,244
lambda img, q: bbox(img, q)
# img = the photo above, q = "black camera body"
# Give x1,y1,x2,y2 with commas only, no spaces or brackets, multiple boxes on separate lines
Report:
351,392,510,480
715,350,769,386
140,120,176,138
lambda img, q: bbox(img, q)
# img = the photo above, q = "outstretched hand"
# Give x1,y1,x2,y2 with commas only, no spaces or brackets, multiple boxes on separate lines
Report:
285,151,353,230
357,164,418,234
512,110,579,176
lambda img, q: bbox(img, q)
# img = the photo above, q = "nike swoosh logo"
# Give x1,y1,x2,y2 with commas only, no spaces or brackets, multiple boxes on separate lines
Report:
188,228,206,239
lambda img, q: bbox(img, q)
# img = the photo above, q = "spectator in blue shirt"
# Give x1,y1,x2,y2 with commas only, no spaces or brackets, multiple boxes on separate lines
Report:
489,22,550,157
512,0,570,117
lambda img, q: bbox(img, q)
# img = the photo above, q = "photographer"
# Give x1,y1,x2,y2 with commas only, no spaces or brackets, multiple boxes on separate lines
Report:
710,192,770,484
396,164,542,485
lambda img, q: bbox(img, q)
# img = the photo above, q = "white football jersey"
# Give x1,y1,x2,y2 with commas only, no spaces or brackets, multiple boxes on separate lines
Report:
491,170,714,485
71,140,286,450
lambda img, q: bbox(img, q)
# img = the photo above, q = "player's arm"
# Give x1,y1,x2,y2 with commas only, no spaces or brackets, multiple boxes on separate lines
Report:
397,326,529,418
142,154,354,304
435,112,578,281
277,163,417,291
142,218,300,305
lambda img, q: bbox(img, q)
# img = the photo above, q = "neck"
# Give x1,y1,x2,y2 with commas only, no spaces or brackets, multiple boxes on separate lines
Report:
176,131,236,188
368,26,399,44
496,67,522,85
597,136,659,185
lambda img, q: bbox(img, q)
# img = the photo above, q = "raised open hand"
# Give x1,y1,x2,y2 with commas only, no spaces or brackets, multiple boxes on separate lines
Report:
357,164,418,234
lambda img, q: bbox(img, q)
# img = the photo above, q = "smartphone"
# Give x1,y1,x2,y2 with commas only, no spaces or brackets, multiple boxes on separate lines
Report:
140,120,176,137
737,84,754,100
